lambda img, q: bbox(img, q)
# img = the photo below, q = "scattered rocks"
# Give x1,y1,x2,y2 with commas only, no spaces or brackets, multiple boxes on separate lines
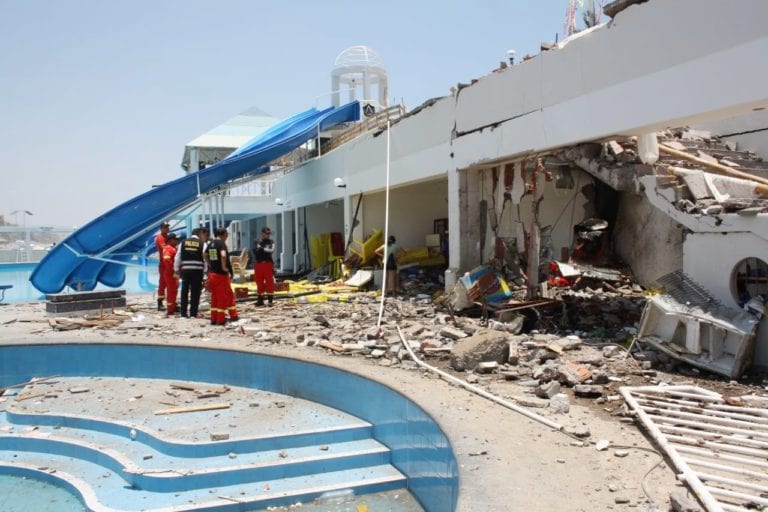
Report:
549,393,570,414
670,490,703,512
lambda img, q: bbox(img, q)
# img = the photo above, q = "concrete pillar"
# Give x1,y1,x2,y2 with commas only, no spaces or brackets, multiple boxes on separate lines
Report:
446,167,464,289
293,208,306,273
280,210,295,272
343,194,351,253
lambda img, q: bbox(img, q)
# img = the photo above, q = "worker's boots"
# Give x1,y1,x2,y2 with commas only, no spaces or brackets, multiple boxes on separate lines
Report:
157,299,164,311
267,294,273,306
256,295,264,307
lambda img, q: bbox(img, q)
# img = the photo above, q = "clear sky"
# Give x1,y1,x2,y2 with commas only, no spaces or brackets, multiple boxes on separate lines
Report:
1,1,574,227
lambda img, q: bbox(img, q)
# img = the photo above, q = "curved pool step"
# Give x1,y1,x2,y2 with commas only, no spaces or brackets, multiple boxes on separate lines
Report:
0,433,393,492
1,381,410,511
6,409,374,456
0,456,406,512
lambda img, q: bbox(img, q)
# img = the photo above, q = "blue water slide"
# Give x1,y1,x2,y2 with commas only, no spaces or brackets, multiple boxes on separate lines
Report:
31,102,360,293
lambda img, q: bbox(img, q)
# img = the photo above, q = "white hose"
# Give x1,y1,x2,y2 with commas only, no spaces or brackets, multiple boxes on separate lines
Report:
396,325,563,431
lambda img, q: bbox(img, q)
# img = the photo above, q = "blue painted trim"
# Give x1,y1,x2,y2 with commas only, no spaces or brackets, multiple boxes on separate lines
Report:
0,344,458,512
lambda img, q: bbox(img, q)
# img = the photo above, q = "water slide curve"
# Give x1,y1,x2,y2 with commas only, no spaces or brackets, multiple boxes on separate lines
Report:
31,102,360,294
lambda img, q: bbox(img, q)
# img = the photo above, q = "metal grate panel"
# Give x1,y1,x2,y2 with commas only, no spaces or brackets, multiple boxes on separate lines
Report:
652,271,721,309
621,385,768,512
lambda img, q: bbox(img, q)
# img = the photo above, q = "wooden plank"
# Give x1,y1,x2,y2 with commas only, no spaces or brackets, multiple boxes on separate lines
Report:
318,341,345,353
170,383,196,391
154,402,231,415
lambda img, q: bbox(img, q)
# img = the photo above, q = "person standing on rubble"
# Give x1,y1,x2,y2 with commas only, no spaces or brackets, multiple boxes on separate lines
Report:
207,228,239,325
161,233,180,316
155,221,170,311
376,235,405,296
174,227,208,318
253,226,275,306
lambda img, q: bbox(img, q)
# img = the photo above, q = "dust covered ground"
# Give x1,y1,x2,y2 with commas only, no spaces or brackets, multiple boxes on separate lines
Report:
3,292,764,511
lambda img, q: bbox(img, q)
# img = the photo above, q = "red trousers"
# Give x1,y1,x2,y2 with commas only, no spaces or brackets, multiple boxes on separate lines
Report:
157,263,167,300
208,272,238,324
162,267,179,314
254,261,275,295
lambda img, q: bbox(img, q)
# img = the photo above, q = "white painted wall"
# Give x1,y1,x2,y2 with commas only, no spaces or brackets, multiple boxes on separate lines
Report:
361,179,448,250
305,202,344,236
278,98,454,210
683,232,766,310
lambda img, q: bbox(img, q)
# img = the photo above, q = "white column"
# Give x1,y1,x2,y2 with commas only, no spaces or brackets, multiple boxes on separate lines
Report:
280,210,295,272
363,72,371,104
446,166,463,291
293,208,304,273
342,194,351,253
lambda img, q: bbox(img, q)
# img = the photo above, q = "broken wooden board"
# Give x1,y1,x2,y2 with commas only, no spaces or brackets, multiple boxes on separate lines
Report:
154,402,231,415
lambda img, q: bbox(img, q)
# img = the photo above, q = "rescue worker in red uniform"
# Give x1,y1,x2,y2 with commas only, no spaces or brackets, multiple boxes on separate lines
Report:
207,228,239,325
161,233,180,316
155,222,170,311
253,226,275,306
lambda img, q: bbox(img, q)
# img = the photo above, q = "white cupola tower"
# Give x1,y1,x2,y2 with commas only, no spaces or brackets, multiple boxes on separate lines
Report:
331,46,388,109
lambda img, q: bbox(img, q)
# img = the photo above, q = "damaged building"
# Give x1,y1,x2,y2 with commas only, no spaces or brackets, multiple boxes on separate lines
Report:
208,0,766,377
36,0,768,377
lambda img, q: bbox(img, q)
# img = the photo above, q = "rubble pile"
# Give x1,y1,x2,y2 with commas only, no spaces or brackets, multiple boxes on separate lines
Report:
545,280,646,337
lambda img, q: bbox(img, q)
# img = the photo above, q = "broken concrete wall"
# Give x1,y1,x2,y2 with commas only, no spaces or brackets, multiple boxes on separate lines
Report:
451,0,768,171
695,109,768,161
460,164,593,271
613,192,683,285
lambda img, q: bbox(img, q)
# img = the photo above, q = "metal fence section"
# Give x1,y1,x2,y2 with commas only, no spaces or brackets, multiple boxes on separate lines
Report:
620,385,768,512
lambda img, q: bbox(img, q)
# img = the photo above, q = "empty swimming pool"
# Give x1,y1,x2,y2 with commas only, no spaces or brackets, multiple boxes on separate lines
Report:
0,343,458,511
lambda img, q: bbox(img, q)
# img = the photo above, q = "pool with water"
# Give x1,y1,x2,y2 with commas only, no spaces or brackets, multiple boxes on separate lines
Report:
0,263,159,303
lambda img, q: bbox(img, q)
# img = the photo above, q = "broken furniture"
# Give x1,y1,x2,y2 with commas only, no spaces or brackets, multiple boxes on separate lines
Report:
348,228,383,266
637,273,758,378
45,289,126,315
0,284,11,304
229,250,250,283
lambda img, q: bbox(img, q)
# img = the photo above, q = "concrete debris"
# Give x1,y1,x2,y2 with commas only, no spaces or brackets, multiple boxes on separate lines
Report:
564,425,590,438
549,393,570,414
595,440,610,451
669,490,702,512
449,329,509,371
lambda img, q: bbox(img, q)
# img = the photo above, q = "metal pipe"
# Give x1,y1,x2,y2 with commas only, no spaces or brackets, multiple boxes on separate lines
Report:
658,424,768,450
649,414,768,440
707,487,768,507
675,445,768,470
644,407,768,431
686,459,768,481
666,434,768,458
397,326,563,431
